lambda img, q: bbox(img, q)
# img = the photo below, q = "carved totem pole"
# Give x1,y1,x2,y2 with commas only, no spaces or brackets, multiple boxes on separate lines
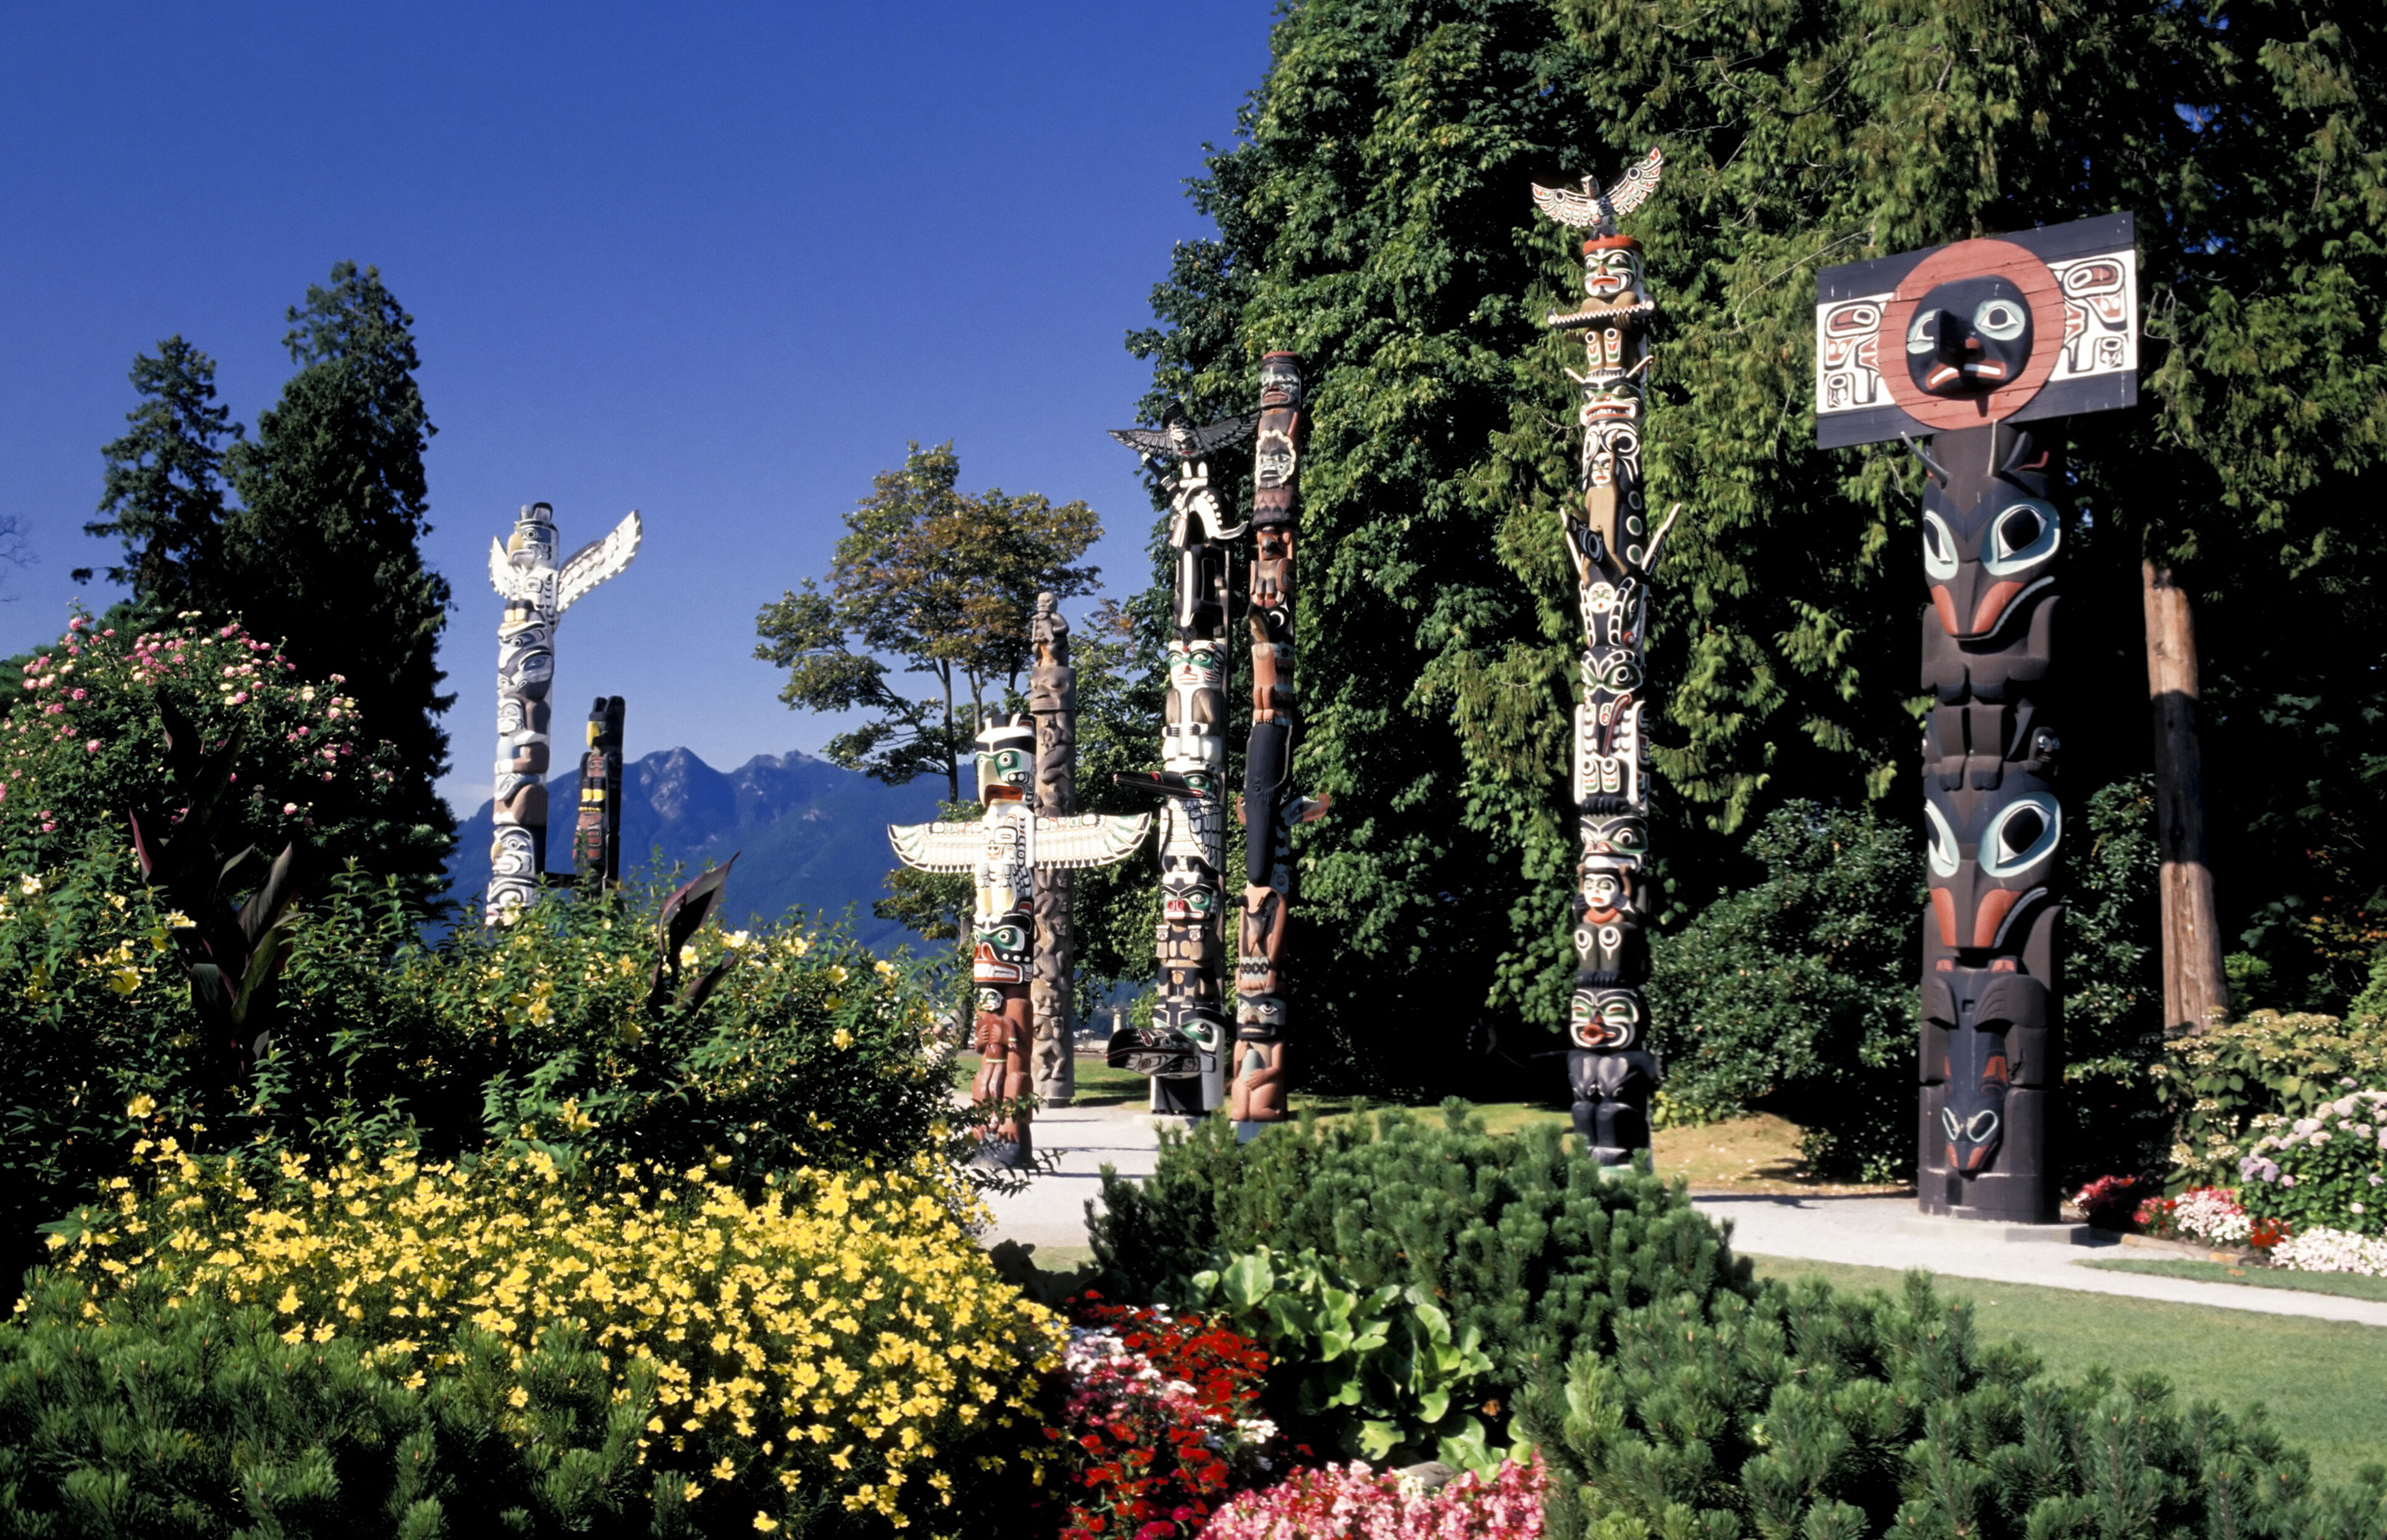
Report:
890,718,1149,1166
1028,593,1079,1106
1531,150,1673,1164
572,695,626,889
1233,355,1329,1131
1814,213,2139,1222
484,503,642,922
1106,404,1258,1115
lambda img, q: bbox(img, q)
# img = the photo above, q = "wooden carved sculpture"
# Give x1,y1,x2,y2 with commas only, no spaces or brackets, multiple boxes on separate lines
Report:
572,695,626,889
484,502,641,923
1028,592,1079,1106
891,717,1149,1167
1533,150,1674,1164
1106,403,1258,1114
1233,354,1329,1132
1814,213,2140,1222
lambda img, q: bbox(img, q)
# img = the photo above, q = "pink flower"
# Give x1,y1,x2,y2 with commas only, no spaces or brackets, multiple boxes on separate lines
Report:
39,822,53,833
295,726,309,736
69,689,85,700
282,802,298,815
67,618,85,631
230,692,247,705
85,740,100,754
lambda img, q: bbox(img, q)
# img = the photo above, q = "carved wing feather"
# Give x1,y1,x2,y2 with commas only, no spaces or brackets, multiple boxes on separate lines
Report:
1189,413,1261,457
488,536,538,600
888,820,982,874
1605,148,1664,220
1107,426,1176,457
555,511,642,615
1532,178,1608,229
1034,812,1151,871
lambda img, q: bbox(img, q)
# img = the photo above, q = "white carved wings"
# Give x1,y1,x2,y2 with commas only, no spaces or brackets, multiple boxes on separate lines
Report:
1035,813,1152,871
1532,149,1663,232
556,511,643,615
888,820,984,874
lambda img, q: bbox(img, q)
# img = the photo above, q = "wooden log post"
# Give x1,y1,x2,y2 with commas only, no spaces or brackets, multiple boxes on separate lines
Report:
2143,560,2228,1036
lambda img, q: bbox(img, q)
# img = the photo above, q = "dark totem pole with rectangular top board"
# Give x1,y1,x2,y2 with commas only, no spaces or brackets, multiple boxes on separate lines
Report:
571,695,627,888
1815,213,2139,1222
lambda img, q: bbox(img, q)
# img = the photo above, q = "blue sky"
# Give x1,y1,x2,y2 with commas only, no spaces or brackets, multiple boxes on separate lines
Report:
0,2,1273,814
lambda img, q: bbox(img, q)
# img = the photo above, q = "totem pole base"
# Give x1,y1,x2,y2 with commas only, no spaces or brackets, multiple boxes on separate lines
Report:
1897,1212,2096,1245
1149,1075,1208,1117
1916,1086,2059,1224
969,1128,1035,1173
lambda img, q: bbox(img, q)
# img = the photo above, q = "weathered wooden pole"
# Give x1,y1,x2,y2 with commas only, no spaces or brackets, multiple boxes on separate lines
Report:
571,695,626,889
1029,592,1080,1104
2143,561,2227,1035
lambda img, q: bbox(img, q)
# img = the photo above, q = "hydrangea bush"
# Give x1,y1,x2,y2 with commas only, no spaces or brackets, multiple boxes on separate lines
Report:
1198,1458,1545,1540
2160,1011,2387,1186
2238,1088,2387,1238
50,1140,1061,1536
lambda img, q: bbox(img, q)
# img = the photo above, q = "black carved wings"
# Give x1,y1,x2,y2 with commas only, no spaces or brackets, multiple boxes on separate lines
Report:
1106,403,1261,462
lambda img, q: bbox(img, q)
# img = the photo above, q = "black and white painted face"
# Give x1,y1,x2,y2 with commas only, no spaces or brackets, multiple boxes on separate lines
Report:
1581,244,1643,305
1569,986,1642,1050
1905,277,2035,396
1924,772,2061,953
1259,357,1303,410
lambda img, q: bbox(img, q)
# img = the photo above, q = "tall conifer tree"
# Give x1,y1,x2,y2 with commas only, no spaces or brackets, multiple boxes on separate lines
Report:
76,336,241,615
1133,0,2387,1089
225,262,455,886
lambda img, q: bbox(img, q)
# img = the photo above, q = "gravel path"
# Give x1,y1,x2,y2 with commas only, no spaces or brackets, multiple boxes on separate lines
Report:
975,1102,2387,1326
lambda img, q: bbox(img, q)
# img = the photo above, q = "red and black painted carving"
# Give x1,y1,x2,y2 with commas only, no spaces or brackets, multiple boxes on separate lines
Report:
1817,213,2138,1223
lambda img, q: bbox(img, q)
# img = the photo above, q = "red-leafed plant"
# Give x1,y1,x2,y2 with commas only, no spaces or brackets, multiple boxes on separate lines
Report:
1048,1293,1282,1540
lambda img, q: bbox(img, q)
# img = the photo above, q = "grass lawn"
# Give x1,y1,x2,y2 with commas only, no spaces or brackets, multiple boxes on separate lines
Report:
2081,1255,2387,1302
1747,1255,2387,1487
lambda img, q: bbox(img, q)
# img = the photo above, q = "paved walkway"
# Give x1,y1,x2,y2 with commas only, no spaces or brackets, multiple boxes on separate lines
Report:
977,1102,2387,1327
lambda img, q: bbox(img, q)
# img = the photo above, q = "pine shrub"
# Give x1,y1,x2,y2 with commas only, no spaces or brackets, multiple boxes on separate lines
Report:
1524,1271,2387,1540
1088,1104,1756,1401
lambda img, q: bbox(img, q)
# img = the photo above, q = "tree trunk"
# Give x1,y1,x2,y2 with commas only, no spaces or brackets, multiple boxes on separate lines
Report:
2143,560,2229,1035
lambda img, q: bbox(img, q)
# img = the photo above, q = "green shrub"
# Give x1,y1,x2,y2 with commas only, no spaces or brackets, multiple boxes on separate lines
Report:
2160,1011,2387,1187
1090,1104,1756,1405
0,840,957,1296
1179,1245,1507,1473
1525,1271,2387,1540
0,1273,673,1538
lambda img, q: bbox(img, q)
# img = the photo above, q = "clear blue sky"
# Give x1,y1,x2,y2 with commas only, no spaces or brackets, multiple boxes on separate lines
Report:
0,2,1273,814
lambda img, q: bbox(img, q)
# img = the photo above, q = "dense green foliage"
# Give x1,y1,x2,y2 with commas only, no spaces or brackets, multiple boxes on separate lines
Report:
1180,1245,1507,1472
756,441,1102,806
1090,1106,1758,1401
0,833,955,1300
2160,1011,2387,1187
1123,0,2387,1090
74,337,240,611
1526,1270,2387,1540
0,1274,671,1538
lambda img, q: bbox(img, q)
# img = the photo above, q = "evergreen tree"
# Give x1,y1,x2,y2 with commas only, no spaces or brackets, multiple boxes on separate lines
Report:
223,262,455,891
1131,0,2387,1091
75,335,241,613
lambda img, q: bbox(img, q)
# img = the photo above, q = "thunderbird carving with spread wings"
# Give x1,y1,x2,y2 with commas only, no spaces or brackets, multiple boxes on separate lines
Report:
1532,147,1665,235
1107,401,1261,467
488,510,643,615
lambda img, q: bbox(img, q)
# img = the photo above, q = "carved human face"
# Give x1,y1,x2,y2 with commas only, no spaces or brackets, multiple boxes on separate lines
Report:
1581,242,1645,306
972,909,1031,983
1259,354,1304,411
1580,812,1648,870
1905,277,2035,396
1569,986,1642,1050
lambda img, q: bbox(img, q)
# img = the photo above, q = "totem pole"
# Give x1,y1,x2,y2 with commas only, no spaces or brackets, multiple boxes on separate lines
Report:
1028,593,1079,1106
1814,213,2139,1222
890,717,1149,1167
1106,404,1258,1115
1530,150,1673,1165
484,502,642,923
1233,354,1330,1132
571,695,626,889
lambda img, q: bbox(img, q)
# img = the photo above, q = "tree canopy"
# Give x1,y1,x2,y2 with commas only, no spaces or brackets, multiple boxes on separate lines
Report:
1126,0,2387,1094
755,441,1101,804
76,336,241,613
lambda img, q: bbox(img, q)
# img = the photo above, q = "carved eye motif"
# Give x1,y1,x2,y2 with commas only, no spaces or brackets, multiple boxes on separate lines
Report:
1981,794,2061,879
1983,498,2060,577
1921,511,1959,582
1972,298,2028,341
1924,800,1960,878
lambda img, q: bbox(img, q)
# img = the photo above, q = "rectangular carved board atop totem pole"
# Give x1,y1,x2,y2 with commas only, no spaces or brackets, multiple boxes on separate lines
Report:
1814,213,2138,1224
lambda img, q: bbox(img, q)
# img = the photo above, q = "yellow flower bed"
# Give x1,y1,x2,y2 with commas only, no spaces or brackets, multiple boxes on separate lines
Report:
50,1140,1064,1534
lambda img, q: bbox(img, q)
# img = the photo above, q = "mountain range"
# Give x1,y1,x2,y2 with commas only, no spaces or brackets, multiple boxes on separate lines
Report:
445,747,947,948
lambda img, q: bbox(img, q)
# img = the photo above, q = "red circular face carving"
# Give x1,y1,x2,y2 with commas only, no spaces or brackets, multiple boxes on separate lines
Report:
1878,238,2063,430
